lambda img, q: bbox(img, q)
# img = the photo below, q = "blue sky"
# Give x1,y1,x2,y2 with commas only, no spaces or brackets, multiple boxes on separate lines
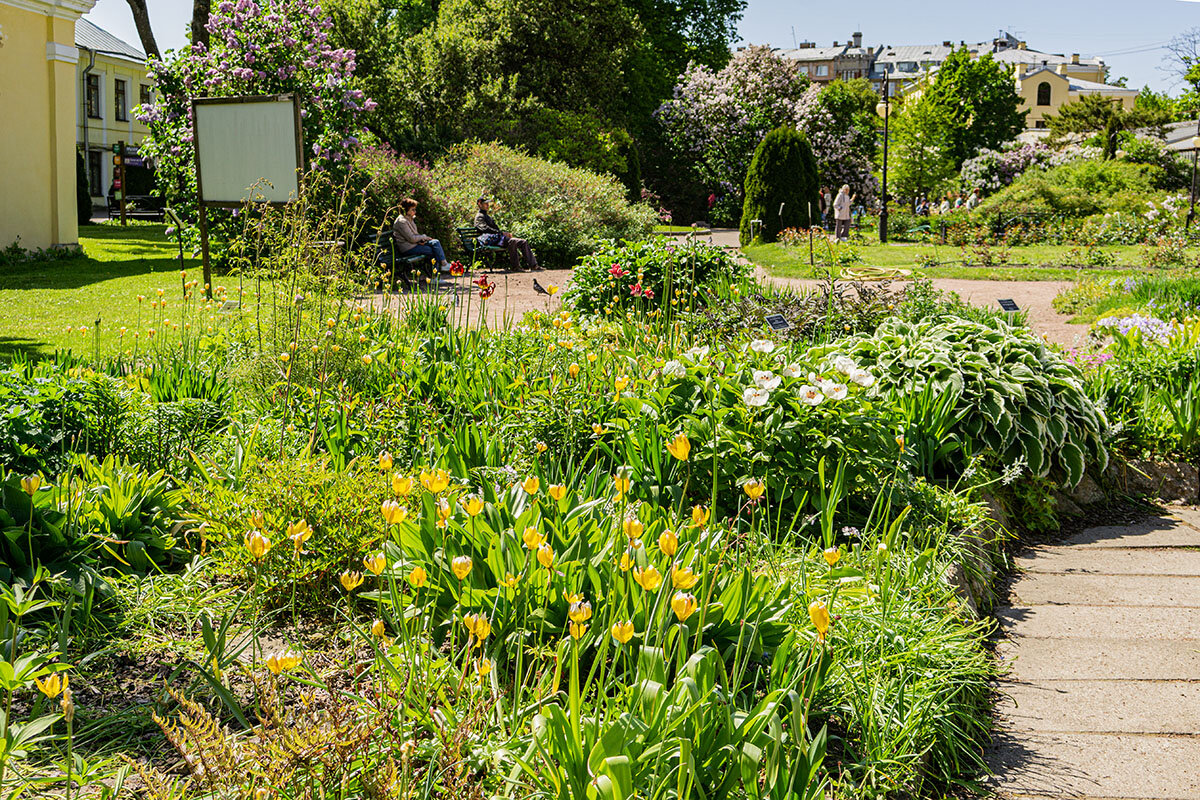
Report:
85,0,1193,92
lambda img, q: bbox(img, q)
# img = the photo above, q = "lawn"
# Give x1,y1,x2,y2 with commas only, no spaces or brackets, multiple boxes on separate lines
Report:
743,239,1150,282
0,223,243,358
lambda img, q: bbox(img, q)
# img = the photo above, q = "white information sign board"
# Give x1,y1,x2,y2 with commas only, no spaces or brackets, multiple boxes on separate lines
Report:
193,95,302,206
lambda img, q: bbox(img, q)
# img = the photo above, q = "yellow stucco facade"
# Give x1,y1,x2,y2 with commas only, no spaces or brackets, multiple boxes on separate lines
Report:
1015,64,1137,130
0,0,95,250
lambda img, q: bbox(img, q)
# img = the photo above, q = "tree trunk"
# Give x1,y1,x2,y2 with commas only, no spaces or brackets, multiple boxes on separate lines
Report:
191,0,211,49
123,0,161,61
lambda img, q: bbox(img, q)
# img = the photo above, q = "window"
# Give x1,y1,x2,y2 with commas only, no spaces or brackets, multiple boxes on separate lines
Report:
139,84,152,107
796,64,808,74
1036,81,1052,106
87,150,102,196
86,74,101,119
815,64,828,77
898,61,918,72
114,79,127,121
1035,120,1047,129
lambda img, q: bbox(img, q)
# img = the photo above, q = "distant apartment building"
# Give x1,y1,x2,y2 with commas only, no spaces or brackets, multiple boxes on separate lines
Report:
779,30,1133,131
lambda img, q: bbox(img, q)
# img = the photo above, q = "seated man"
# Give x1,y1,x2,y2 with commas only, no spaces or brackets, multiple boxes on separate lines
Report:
473,195,540,271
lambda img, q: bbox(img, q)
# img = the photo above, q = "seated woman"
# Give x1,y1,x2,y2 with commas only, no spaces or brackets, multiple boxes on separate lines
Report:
392,198,449,272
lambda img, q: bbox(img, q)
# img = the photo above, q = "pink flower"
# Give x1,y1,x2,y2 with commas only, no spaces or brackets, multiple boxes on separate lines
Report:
630,284,643,297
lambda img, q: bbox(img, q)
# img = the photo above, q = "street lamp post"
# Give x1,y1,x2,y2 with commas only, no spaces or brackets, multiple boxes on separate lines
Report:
1187,115,1200,231
876,77,891,243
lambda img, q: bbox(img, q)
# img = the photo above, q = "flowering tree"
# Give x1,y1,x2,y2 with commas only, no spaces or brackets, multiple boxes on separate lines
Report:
137,0,375,244
656,46,876,223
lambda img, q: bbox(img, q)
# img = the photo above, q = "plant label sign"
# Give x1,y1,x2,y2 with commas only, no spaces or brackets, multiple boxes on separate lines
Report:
765,314,792,331
997,299,1019,312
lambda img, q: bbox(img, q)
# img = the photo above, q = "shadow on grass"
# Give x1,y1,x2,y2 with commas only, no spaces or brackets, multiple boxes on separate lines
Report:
0,336,53,360
0,255,194,291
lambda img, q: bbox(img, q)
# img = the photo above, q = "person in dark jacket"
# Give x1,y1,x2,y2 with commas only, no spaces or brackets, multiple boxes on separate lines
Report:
473,195,540,271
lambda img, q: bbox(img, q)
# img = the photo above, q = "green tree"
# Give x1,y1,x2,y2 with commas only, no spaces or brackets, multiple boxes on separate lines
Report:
1046,94,1172,159
1134,86,1179,120
889,95,957,202
818,78,880,162
922,48,1026,167
739,126,819,245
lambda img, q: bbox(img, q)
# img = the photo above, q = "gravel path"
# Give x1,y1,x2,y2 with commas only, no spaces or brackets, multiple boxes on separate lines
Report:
985,509,1200,799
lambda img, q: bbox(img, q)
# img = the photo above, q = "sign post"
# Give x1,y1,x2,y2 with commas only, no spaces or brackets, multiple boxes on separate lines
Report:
191,94,304,299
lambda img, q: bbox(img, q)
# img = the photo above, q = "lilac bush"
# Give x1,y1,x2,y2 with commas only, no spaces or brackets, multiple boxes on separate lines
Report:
136,0,374,247
656,46,876,223
960,142,1098,195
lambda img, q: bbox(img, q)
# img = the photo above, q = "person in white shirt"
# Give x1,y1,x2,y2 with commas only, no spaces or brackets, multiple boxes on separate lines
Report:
833,184,854,240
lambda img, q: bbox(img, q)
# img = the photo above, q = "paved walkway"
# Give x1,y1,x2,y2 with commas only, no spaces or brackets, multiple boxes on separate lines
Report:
986,508,1200,799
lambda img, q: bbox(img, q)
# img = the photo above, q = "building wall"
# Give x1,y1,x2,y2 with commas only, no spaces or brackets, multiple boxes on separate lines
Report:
77,53,150,203
0,1,87,249
1016,68,1136,129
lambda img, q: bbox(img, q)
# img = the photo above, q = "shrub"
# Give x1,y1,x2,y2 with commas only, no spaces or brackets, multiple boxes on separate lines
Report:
975,159,1162,221
352,145,456,248
430,142,656,265
564,237,745,314
739,126,819,245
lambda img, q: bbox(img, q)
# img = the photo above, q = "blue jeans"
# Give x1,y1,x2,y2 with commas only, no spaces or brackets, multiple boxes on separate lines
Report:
405,239,446,265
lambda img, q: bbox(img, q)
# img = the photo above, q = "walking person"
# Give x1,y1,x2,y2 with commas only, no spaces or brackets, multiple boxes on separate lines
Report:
833,184,854,241
474,195,540,271
392,198,450,272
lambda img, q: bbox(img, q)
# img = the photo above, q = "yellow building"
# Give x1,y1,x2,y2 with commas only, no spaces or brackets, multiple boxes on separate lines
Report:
0,0,95,250
1014,63,1137,130
75,17,151,208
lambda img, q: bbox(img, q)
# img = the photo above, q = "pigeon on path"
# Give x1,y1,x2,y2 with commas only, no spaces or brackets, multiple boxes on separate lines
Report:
533,279,550,296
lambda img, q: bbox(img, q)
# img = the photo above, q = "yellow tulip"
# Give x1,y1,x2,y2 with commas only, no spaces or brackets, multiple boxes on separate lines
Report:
808,600,831,642
549,484,567,501
244,530,272,560
611,620,635,644
364,552,387,576
535,441,548,454
658,529,678,557
823,547,841,567
371,619,386,638
614,375,629,392
633,565,662,591
408,566,428,588
463,613,491,643
279,352,290,363
392,474,414,496
895,434,905,453
537,544,555,569
476,658,493,677
592,423,605,435
462,494,484,517
264,649,303,675
339,571,364,591
587,352,598,363
500,573,519,588
378,452,393,471
249,509,266,529
568,601,593,623
420,468,450,493
568,363,580,378
691,505,710,528
286,519,312,543
613,473,631,496
547,284,559,296
564,591,584,604
381,499,408,525
569,621,588,639
452,555,473,580
671,591,698,621
21,474,42,495
672,565,700,590
619,551,633,571
522,475,540,495
622,516,644,540
522,527,545,550
666,432,691,461
35,672,67,699
436,498,452,524
743,479,766,500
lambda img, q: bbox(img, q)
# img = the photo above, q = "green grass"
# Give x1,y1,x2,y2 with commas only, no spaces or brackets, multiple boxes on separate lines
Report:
653,224,712,233
0,223,240,358
744,240,1151,282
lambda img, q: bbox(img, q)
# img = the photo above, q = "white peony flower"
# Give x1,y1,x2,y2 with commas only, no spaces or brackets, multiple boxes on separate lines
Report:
753,370,781,391
797,385,825,406
823,383,848,400
832,356,857,376
743,387,771,407
684,345,710,361
781,363,802,378
662,360,686,378
849,369,875,388
749,339,775,354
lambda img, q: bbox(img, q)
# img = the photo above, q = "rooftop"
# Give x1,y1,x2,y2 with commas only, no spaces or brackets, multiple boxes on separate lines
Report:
75,18,146,63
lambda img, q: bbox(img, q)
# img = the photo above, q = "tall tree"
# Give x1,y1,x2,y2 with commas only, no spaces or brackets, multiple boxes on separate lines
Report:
191,0,211,48
889,95,957,201
122,0,160,60
922,48,1026,167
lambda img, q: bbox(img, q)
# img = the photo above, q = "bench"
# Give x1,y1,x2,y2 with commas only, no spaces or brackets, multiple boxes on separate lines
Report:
371,232,438,290
456,226,508,269
107,194,165,221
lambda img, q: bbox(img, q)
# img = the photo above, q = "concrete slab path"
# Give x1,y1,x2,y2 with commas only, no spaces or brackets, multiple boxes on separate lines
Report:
987,507,1200,799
